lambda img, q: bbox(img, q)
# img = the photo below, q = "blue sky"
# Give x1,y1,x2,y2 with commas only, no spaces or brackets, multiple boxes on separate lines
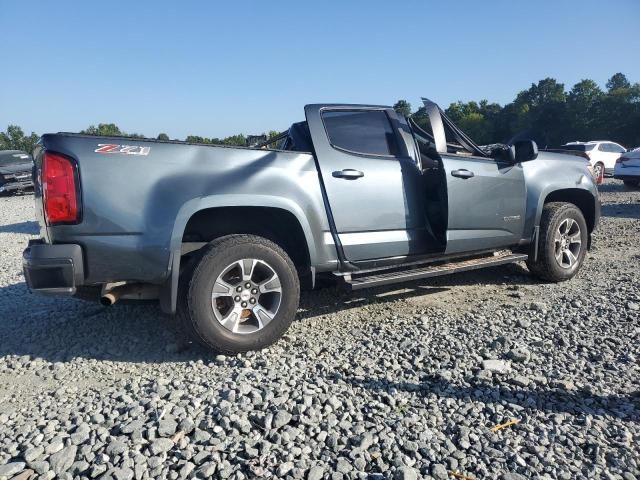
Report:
1,0,639,139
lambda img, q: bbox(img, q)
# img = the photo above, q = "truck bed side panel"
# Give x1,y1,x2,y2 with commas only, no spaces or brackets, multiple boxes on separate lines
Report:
38,134,337,285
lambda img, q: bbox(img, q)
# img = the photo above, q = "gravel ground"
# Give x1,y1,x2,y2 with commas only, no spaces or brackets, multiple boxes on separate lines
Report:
0,180,638,480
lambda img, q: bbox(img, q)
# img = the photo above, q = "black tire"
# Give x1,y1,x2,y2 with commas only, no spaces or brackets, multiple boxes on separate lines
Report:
623,179,640,188
526,202,588,282
178,234,299,354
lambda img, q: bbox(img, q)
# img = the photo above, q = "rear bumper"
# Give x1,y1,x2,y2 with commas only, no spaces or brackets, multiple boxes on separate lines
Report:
23,240,84,296
614,169,640,181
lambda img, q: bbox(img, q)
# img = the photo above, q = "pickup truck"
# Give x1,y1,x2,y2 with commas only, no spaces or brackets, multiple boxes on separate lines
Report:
23,99,600,354
0,150,34,194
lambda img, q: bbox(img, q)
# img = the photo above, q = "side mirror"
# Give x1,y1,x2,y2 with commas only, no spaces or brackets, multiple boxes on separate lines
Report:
508,140,538,163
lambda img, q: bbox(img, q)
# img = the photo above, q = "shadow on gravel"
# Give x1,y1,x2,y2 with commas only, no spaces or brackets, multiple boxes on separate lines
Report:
296,263,534,321
345,376,639,422
597,182,624,193
601,203,640,219
0,262,545,369
0,220,39,234
0,263,538,363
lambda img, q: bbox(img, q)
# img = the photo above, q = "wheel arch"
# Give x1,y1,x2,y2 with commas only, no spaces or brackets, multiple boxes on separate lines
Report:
172,195,316,261
540,188,598,233
160,195,317,314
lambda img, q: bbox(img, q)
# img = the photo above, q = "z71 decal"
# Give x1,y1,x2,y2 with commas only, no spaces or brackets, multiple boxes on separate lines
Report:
94,144,151,156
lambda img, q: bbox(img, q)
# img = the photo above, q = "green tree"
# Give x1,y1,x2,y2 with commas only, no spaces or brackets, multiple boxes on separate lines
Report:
393,100,412,117
505,78,568,146
444,100,503,145
222,134,247,146
157,133,170,141
185,135,210,144
596,78,640,146
0,125,40,153
606,73,631,92
567,79,603,140
81,123,123,136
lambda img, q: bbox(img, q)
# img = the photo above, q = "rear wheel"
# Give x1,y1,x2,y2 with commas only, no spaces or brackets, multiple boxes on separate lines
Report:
527,202,588,282
178,235,300,354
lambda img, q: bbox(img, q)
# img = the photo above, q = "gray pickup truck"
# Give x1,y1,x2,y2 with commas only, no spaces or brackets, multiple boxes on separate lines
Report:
23,99,600,353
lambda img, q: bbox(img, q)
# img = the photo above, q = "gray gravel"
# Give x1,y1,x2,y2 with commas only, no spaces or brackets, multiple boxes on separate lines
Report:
0,180,638,480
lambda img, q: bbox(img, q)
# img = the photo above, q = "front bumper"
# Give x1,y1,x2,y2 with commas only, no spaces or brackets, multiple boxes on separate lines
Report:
23,240,84,296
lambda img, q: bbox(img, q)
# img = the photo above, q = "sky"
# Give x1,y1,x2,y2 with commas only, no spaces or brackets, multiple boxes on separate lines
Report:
1,0,639,139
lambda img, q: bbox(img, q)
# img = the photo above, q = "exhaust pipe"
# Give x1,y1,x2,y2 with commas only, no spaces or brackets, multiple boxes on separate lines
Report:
100,289,121,306
100,283,130,306
100,283,159,306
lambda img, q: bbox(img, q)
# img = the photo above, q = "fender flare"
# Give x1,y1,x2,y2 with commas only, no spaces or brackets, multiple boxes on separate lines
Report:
525,181,599,262
532,183,598,230
160,194,318,314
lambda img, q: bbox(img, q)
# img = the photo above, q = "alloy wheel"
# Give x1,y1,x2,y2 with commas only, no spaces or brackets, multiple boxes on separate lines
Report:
210,259,282,334
554,218,582,269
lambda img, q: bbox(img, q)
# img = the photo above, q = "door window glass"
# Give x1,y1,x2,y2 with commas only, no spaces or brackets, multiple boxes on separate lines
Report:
322,110,399,156
611,144,625,153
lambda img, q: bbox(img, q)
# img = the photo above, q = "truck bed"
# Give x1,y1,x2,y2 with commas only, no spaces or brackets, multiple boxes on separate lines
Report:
33,133,335,286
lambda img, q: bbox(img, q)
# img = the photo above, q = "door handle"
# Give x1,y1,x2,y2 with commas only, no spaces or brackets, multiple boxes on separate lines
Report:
332,169,364,180
451,169,474,179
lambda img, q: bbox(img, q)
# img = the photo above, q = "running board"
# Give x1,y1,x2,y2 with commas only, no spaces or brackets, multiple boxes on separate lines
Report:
343,252,528,290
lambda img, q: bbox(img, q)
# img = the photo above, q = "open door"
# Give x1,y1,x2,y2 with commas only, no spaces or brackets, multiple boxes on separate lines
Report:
419,99,527,253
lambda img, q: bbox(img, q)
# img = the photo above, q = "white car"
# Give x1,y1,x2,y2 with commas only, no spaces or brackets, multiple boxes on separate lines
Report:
614,147,640,187
561,141,627,178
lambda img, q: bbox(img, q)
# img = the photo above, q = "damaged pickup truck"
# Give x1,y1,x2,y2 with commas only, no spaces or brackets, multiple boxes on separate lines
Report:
0,150,34,194
23,99,600,353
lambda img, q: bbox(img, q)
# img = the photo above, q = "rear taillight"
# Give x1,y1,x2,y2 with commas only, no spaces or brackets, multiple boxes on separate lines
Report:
42,152,79,224
616,157,625,164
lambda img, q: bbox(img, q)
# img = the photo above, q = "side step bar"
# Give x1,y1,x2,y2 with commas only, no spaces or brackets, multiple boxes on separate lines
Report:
343,252,528,291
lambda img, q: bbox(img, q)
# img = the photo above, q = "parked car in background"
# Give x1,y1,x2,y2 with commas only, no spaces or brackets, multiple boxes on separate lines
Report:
0,150,34,195
614,147,640,187
561,141,626,178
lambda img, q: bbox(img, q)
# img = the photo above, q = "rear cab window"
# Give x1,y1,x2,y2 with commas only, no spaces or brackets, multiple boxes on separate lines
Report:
322,110,400,157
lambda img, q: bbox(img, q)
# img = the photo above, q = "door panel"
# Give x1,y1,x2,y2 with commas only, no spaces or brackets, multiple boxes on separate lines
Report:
305,105,429,262
441,155,526,254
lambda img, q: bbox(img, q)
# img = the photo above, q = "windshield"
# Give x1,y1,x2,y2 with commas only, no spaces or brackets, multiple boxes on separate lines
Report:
0,152,31,166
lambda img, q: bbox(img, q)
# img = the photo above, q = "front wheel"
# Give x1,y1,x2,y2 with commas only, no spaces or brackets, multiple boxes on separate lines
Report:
526,202,588,282
178,234,300,354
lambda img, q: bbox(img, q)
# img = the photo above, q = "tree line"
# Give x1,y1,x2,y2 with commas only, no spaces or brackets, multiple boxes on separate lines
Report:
0,123,281,154
396,72,639,148
2,72,638,154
